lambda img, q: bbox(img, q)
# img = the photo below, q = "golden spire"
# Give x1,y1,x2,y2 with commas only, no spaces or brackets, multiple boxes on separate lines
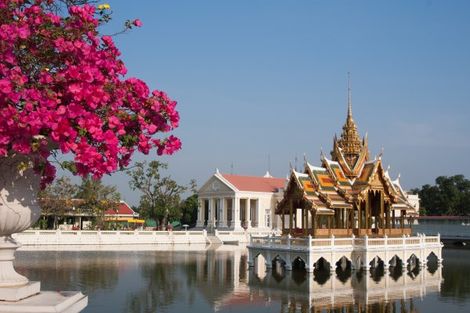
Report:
337,73,363,168
348,72,352,119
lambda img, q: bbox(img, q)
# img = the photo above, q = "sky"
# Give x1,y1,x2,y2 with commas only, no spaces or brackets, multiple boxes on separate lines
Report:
62,0,470,206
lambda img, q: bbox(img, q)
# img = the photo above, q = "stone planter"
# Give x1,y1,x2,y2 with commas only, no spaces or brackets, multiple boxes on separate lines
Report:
0,155,41,289
0,155,88,311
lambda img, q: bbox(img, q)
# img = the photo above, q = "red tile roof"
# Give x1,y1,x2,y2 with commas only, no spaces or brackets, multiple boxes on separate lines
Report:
222,174,285,193
104,202,135,216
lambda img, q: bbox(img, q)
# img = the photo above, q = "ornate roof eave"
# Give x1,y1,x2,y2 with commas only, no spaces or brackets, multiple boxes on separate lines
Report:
351,146,368,172
276,170,318,214
305,161,321,188
333,143,353,176
321,154,354,199
315,190,332,208
353,159,398,203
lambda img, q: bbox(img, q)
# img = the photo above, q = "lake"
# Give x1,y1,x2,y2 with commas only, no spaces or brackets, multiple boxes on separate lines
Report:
14,246,470,313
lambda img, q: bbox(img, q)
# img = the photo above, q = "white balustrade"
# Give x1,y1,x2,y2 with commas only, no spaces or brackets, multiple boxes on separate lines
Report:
248,234,442,252
13,229,208,246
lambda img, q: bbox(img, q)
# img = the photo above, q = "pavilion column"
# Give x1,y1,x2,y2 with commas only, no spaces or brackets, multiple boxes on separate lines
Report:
302,209,305,234
328,216,332,236
305,209,309,235
365,194,369,230
358,202,362,230
301,208,306,235
232,196,242,230
306,210,310,235
385,203,390,230
312,211,317,237
400,210,405,229
196,198,205,228
281,211,285,233
218,198,227,228
392,209,396,228
245,198,252,229
380,192,384,230
289,200,293,235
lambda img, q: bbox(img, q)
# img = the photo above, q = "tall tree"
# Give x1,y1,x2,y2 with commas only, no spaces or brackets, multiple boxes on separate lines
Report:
128,161,186,228
37,176,78,228
414,175,470,216
180,179,198,227
75,176,121,229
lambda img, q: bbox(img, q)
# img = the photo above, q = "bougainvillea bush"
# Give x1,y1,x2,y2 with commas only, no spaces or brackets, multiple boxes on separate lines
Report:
0,0,181,187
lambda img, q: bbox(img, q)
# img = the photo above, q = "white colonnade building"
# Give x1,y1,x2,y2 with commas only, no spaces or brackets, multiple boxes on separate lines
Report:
197,170,285,232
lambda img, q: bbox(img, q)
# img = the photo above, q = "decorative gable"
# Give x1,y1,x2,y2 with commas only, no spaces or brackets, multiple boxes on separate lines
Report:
198,175,235,195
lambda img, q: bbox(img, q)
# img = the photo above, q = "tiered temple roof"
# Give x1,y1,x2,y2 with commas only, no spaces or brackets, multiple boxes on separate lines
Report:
276,96,415,217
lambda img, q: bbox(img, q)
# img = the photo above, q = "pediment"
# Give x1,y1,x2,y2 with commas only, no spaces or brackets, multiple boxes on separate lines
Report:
198,175,235,195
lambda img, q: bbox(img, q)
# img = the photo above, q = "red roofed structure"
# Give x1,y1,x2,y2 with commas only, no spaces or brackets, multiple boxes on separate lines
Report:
197,169,286,232
104,201,137,217
221,174,285,193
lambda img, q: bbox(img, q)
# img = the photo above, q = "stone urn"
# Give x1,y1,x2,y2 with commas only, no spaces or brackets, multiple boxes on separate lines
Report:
0,155,88,311
0,155,41,289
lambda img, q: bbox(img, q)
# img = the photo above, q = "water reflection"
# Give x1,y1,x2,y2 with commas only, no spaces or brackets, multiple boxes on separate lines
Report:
12,248,468,313
241,256,442,313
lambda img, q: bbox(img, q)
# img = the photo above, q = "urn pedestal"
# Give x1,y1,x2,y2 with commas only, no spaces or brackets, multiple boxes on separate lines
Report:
0,155,87,312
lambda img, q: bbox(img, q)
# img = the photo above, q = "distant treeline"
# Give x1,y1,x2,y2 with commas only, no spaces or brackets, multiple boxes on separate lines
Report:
410,175,470,216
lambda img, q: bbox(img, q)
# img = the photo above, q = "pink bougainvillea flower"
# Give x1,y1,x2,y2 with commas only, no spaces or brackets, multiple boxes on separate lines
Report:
133,19,143,27
0,0,180,186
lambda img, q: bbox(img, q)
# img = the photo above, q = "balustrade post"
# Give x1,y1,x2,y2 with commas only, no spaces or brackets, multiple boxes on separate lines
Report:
384,234,388,246
308,235,312,250
287,234,291,249
331,234,335,247
364,235,368,248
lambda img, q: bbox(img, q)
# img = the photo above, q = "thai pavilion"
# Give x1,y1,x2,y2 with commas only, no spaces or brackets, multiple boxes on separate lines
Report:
276,100,417,238
248,87,442,273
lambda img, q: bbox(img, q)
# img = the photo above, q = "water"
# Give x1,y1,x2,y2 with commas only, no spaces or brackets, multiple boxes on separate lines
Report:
13,247,470,313
413,219,470,237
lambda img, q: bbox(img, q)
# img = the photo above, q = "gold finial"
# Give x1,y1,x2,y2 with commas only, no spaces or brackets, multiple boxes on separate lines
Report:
347,72,352,119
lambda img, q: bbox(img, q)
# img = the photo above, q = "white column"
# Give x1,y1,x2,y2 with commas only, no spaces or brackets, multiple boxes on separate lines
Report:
255,199,261,228
232,196,242,230
246,198,252,229
252,199,257,228
208,198,216,229
196,198,205,228
218,198,227,228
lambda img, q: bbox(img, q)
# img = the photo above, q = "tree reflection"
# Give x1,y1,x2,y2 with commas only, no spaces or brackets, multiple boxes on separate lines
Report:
125,254,181,313
440,249,470,300
16,251,119,292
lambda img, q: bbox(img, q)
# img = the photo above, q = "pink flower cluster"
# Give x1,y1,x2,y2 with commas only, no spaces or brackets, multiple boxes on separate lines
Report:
0,0,181,187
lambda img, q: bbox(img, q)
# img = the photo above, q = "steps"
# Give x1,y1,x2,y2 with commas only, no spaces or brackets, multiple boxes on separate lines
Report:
206,234,223,245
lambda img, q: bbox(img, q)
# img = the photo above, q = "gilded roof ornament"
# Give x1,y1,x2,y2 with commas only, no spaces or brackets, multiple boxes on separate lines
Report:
333,73,367,172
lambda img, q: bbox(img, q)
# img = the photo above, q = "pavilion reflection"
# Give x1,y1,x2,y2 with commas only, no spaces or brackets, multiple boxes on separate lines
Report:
120,247,443,313
201,247,442,312
245,258,442,313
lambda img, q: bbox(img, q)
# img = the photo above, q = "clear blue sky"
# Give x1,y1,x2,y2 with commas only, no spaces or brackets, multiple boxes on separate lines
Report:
78,0,470,206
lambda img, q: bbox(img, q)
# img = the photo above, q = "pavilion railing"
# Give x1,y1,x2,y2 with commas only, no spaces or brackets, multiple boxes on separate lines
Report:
249,233,442,250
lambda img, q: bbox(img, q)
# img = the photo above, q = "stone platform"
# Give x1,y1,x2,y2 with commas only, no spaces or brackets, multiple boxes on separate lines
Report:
0,290,87,313
247,234,443,272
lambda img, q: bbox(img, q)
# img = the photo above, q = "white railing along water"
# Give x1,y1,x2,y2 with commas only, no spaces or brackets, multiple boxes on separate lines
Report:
13,229,208,246
249,233,441,251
